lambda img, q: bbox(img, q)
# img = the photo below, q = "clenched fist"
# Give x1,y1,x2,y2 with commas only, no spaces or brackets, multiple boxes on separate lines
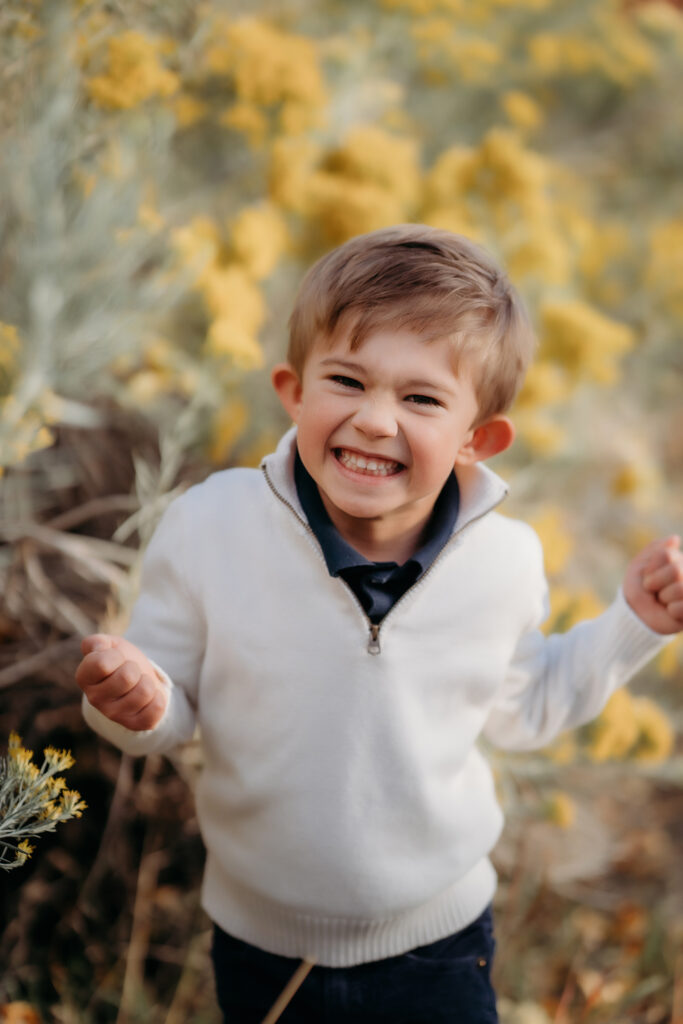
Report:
75,634,168,731
623,535,683,635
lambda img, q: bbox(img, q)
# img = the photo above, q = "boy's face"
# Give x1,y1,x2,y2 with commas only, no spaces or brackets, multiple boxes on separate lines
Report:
272,327,513,549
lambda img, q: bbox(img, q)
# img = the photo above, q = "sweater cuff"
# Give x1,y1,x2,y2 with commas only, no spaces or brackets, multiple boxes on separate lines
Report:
613,586,674,665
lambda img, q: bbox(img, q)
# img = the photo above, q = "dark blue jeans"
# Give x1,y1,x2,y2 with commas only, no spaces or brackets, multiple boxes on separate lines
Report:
211,904,498,1023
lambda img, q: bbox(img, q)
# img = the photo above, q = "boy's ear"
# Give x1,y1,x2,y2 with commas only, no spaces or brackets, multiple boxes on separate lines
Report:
271,362,303,422
456,415,515,466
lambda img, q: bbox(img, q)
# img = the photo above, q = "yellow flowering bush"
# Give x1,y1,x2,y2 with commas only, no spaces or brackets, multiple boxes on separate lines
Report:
527,507,574,578
204,16,327,138
0,733,86,871
539,300,635,386
86,31,179,110
544,791,576,829
229,203,290,281
646,217,683,318
586,689,674,764
1,0,681,1016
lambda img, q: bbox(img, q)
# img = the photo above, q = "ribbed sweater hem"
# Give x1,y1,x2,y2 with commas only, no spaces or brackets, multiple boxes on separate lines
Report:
202,856,497,967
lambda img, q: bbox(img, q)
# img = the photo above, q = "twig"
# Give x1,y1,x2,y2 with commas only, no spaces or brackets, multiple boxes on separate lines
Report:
23,544,97,636
163,924,210,1024
0,522,138,566
0,635,82,690
673,949,683,1024
259,959,316,1024
116,804,170,1024
46,494,140,532
553,948,582,1024
79,755,135,912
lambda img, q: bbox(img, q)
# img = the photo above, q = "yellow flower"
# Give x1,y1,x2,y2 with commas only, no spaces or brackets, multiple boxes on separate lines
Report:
124,371,169,405
0,322,20,393
527,33,564,73
380,0,463,14
43,747,75,772
470,130,550,225
59,790,87,819
321,126,421,210
631,697,674,762
205,18,326,133
86,31,180,110
586,689,638,761
610,458,660,505
587,689,673,764
172,94,208,127
528,507,573,577
200,265,265,333
411,17,454,46
9,732,30,760
450,36,502,82
221,102,269,149
515,362,570,411
421,205,482,241
268,137,322,213
550,586,605,632
501,90,544,132
207,399,249,464
539,300,635,385
229,203,290,281
646,218,683,317
171,217,221,280
307,175,408,245
596,13,655,85
17,840,35,862
507,229,571,285
423,145,478,206
295,126,420,244
545,791,576,828
636,1,683,41
204,321,264,370
656,636,681,679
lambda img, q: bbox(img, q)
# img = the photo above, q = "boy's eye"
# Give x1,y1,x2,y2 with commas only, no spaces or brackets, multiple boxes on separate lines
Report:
330,374,363,389
405,394,442,407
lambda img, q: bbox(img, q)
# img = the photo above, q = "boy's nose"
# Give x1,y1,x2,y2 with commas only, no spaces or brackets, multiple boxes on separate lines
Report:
351,398,398,438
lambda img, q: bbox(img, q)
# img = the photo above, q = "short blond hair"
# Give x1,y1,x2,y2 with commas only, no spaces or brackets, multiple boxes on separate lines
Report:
288,224,535,423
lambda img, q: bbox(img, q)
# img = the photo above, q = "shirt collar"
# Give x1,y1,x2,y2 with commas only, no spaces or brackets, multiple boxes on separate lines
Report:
293,448,460,576
261,425,509,538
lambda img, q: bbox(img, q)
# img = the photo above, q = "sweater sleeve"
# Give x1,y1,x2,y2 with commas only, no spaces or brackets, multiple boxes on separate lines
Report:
81,492,205,757
482,533,671,752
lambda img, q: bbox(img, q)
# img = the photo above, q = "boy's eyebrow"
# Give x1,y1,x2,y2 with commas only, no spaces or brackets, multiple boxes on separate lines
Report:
318,357,456,396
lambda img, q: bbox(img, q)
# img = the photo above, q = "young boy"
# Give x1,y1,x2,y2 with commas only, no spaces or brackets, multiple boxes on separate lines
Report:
76,225,683,1023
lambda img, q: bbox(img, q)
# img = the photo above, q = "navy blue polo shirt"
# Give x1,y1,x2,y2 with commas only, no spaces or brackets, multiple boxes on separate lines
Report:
294,450,460,624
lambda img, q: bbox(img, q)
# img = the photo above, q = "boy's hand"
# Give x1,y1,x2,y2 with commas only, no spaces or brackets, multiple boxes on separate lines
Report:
623,535,683,635
75,634,168,731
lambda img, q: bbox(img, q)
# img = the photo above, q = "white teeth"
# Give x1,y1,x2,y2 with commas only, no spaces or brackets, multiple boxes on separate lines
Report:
336,449,401,476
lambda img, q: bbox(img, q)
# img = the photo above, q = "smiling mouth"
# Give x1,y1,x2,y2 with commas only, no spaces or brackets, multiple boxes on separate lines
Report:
334,448,404,476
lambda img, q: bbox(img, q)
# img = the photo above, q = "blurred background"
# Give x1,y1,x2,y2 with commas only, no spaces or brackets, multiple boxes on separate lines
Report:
0,0,682,1020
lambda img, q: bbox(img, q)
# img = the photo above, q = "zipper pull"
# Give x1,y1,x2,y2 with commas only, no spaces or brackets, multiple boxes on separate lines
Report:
367,624,381,655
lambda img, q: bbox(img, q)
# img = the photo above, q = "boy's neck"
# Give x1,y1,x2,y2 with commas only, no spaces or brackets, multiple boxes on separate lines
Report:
318,496,435,565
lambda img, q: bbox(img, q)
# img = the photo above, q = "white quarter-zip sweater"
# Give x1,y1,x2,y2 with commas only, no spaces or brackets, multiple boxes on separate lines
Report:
82,427,667,967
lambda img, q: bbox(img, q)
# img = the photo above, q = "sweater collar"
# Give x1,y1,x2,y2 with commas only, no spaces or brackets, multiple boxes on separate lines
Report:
261,425,509,539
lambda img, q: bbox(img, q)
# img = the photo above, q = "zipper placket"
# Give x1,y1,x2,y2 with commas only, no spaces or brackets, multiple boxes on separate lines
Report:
261,463,376,642
262,462,506,656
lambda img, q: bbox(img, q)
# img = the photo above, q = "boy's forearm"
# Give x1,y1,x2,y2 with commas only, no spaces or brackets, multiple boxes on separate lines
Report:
484,588,671,752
